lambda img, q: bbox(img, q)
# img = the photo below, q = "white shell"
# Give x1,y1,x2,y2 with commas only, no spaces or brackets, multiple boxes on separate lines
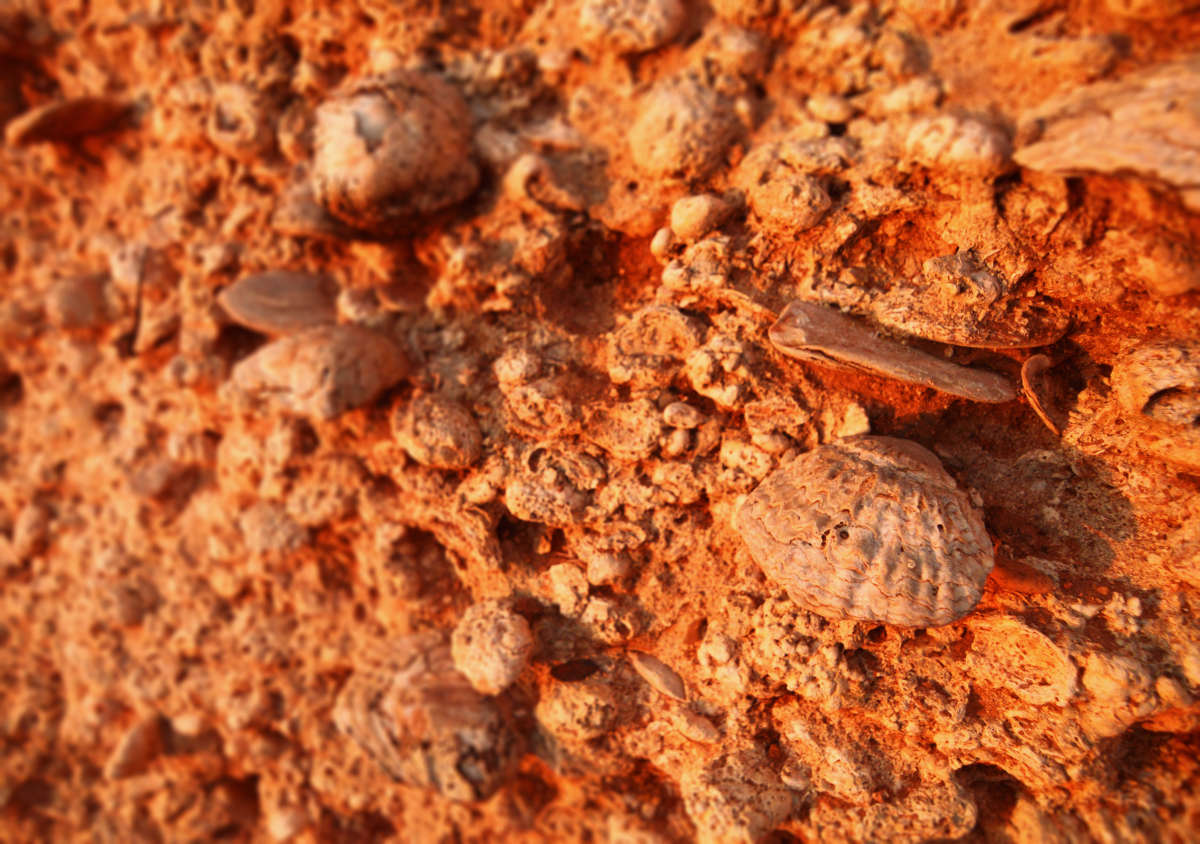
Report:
736,436,994,627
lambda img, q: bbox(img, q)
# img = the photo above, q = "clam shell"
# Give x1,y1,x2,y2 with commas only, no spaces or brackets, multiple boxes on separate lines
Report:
736,436,994,627
218,270,337,336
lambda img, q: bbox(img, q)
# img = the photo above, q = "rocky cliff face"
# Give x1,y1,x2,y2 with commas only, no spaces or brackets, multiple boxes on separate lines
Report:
1,2,1199,841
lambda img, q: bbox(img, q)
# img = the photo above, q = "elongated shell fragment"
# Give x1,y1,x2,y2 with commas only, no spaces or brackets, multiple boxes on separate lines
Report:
769,301,1016,403
736,436,994,627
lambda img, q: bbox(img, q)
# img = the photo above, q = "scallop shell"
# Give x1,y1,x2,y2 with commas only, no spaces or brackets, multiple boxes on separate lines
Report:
736,436,994,627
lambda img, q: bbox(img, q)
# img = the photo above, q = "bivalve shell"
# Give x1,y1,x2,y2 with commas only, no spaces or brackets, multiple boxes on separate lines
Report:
333,633,518,801
217,270,337,336
312,70,479,233
736,436,994,627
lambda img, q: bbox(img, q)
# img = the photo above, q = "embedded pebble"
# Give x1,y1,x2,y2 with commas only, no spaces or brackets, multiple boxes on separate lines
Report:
650,226,678,261
535,678,620,743
228,324,408,420
629,76,741,180
206,83,272,162
807,93,854,124
545,562,590,616
905,114,1011,177
628,650,687,700
312,70,479,233
737,436,995,627
451,600,534,695
738,143,832,231
670,194,734,242
680,750,796,844
663,401,705,429
578,0,685,54
966,616,1077,706
607,305,706,389
393,394,483,470
46,276,106,329
239,501,307,554
217,270,338,336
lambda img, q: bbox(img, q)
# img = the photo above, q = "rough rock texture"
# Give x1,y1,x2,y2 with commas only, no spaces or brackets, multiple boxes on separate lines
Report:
2,2,1200,842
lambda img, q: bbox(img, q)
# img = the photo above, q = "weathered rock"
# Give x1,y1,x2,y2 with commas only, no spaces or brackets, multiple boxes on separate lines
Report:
228,324,408,420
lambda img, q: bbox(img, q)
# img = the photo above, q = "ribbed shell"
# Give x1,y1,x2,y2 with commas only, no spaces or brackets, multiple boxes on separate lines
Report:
736,436,994,627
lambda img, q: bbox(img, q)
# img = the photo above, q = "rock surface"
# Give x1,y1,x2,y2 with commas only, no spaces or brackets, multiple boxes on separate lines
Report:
1,2,1199,842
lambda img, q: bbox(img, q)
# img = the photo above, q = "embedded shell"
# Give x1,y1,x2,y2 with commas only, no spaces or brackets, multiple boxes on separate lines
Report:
311,70,479,233
736,436,994,627
333,633,517,801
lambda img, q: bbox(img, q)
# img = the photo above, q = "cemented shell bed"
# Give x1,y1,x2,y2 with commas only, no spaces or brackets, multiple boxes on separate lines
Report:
4,3,1199,842
737,436,995,627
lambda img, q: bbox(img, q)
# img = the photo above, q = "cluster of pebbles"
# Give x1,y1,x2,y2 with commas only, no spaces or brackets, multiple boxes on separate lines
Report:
1,2,1199,842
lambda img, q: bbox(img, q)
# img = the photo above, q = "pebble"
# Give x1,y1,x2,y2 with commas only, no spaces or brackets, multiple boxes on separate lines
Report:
393,394,483,470
311,70,479,233
451,600,534,695
630,76,741,180
670,194,734,242
228,324,408,420
578,0,685,54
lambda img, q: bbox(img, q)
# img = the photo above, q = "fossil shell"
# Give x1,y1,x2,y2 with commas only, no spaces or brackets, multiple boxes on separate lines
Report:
869,252,1070,349
770,300,1016,403
217,270,337,336
628,650,686,700
311,70,479,233
5,95,136,146
736,436,994,627
333,633,518,801
1110,339,1200,470
1110,339,1200,425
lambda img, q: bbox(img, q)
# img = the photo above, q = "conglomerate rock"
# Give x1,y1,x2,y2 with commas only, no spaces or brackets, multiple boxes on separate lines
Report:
1,2,1199,842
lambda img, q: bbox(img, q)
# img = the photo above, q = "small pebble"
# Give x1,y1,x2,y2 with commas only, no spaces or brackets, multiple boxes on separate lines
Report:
663,401,705,429
451,600,535,695
670,194,733,242
578,0,685,54
807,93,853,124
393,394,483,470
228,324,408,420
